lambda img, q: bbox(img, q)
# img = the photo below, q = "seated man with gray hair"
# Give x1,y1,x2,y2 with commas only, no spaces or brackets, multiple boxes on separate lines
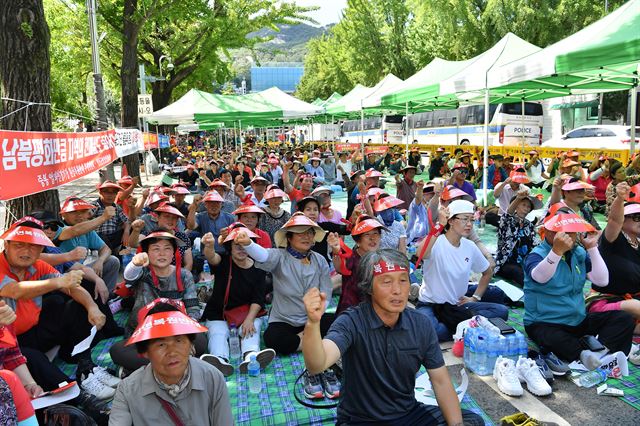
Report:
301,248,483,425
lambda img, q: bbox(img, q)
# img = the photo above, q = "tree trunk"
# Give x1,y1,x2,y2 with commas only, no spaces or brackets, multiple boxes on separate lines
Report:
120,0,140,179
0,1,60,228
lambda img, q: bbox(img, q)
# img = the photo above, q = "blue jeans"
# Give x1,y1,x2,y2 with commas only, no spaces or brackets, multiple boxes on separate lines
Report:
416,285,509,342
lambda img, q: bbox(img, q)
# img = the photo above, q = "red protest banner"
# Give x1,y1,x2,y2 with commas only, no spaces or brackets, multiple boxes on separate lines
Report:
336,143,359,152
0,130,117,200
143,132,159,150
365,145,389,155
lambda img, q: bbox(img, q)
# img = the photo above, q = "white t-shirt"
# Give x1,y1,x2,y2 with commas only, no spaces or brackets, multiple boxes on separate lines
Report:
419,235,489,304
526,161,545,184
335,160,352,182
497,183,529,215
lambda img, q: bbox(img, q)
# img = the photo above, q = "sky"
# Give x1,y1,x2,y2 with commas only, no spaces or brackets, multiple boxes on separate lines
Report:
290,0,347,26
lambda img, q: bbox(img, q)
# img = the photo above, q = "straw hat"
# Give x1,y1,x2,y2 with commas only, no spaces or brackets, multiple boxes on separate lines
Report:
273,212,326,248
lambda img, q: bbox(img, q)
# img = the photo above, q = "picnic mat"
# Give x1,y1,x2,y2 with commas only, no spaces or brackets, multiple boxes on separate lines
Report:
53,309,495,425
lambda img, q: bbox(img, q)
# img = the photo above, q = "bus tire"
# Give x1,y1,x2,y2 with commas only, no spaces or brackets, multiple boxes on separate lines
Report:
460,139,470,145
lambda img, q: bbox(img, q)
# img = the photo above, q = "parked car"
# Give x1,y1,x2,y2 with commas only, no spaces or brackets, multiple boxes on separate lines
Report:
542,125,639,150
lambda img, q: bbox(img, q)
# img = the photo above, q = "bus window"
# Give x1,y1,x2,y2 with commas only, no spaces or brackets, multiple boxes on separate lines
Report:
433,110,446,127
384,115,403,124
501,102,543,116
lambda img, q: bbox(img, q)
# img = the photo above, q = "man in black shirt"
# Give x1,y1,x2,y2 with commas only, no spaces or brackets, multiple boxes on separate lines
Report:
302,249,482,425
429,147,446,180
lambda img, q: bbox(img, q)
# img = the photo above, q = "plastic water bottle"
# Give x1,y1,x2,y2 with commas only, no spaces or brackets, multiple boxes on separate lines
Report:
486,334,499,373
248,354,261,394
517,333,528,359
475,330,488,375
201,260,213,283
474,211,481,228
464,327,477,371
577,368,608,388
463,328,472,367
507,334,518,361
228,324,241,361
497,335,508,359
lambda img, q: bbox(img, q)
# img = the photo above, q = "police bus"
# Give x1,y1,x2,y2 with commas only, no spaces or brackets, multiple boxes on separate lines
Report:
407,102,544,146
340,115,404,144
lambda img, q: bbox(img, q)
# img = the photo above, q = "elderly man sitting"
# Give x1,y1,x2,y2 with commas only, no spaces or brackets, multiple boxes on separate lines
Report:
109,299,233,425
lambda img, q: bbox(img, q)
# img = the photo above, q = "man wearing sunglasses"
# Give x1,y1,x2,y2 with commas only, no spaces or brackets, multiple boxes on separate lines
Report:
448,162,476,203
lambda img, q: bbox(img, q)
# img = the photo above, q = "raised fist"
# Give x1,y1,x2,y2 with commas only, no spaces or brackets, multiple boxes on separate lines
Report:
131,219,145,232
201,232,215,248
132,252,150,267
234,230,251,247
102,206,116,219
68,246,88,262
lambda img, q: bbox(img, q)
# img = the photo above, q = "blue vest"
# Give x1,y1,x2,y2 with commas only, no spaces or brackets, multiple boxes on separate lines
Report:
523,241,587,327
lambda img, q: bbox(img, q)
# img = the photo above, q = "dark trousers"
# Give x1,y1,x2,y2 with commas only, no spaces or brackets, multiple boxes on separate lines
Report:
264,314,335,355
337,402,484,426
110,333,207,372
97,229,124,254
22,347,70,391
525,311,635,362
18,279,121,363
496,261,524,287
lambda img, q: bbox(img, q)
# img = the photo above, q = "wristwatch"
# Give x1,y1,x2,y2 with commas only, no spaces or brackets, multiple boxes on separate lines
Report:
471,294,482,301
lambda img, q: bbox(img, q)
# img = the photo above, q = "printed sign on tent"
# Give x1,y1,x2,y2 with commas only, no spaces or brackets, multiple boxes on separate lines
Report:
143,133,159,150
158,134,170,148
0,130,117,200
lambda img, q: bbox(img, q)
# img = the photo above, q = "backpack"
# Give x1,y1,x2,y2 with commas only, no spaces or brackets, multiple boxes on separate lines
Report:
42,404,98,426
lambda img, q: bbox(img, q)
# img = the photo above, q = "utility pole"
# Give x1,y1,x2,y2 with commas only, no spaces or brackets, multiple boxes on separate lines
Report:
597,0,609,125
86,0,115,180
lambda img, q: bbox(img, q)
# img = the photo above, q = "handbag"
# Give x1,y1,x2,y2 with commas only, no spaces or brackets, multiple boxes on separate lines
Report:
222,257,266,326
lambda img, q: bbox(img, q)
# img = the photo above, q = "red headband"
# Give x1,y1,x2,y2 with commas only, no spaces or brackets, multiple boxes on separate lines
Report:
373,260,408,276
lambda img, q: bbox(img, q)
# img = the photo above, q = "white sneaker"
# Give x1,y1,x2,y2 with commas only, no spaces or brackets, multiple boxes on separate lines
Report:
91,366,121,388
493,356,523,397
81,372,116,400
629,343,640,366
516,356,552,396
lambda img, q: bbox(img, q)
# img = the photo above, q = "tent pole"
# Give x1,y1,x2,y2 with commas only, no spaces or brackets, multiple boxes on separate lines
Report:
156,124,161,164
483,90,490,207
456,107,460,145
360,108,365,170
233,121,237,152
405,102,409,160
631,86,638,155
521,98,526,159
239,119,243,156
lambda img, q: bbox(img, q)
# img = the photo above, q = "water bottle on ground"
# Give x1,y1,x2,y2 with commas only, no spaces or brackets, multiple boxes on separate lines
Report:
486,334,499,373
507,334,519,361
463,328,472,367
577,368,607,388
517,333,528,359
228,324,241,361
248,354,261,394
497,335,508,359
465,327,477,371
475,330,488,375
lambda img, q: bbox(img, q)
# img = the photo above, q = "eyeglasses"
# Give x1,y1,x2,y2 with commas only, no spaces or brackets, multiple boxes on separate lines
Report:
43,223,59,231
455,169,468,175
454,216,474,224
628,214,640,222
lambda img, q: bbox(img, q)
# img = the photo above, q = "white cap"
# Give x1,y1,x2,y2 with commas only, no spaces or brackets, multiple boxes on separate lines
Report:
447,200,475,219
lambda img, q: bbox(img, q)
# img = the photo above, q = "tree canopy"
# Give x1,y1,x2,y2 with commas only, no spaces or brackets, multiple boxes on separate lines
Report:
296,0,628,102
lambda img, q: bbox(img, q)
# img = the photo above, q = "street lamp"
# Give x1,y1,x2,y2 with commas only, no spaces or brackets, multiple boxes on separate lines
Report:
159,55,173,79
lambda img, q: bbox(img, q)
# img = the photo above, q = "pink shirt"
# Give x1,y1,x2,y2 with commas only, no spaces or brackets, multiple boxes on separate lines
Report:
318,208,343,225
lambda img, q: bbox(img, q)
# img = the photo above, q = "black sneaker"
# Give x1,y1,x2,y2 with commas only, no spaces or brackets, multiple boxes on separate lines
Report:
239,348,276,374
542,352,570,376
200,354,234,377
302,370,324,399
320,369,341,399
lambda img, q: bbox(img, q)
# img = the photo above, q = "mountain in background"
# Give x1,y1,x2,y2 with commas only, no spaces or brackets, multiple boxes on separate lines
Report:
229,23,332,89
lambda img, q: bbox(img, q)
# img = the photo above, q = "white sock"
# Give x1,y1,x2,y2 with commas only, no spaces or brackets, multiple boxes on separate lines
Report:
580,350,602,370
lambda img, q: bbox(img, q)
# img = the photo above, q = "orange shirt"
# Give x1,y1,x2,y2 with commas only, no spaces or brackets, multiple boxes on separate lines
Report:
0,254,61,335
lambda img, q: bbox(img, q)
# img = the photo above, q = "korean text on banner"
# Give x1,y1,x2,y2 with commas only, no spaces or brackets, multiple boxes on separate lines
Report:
143,133,159,150
0,130,117,200
365,146,389,155
336,143,360,152
158,134,170,148
114,129,144,158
